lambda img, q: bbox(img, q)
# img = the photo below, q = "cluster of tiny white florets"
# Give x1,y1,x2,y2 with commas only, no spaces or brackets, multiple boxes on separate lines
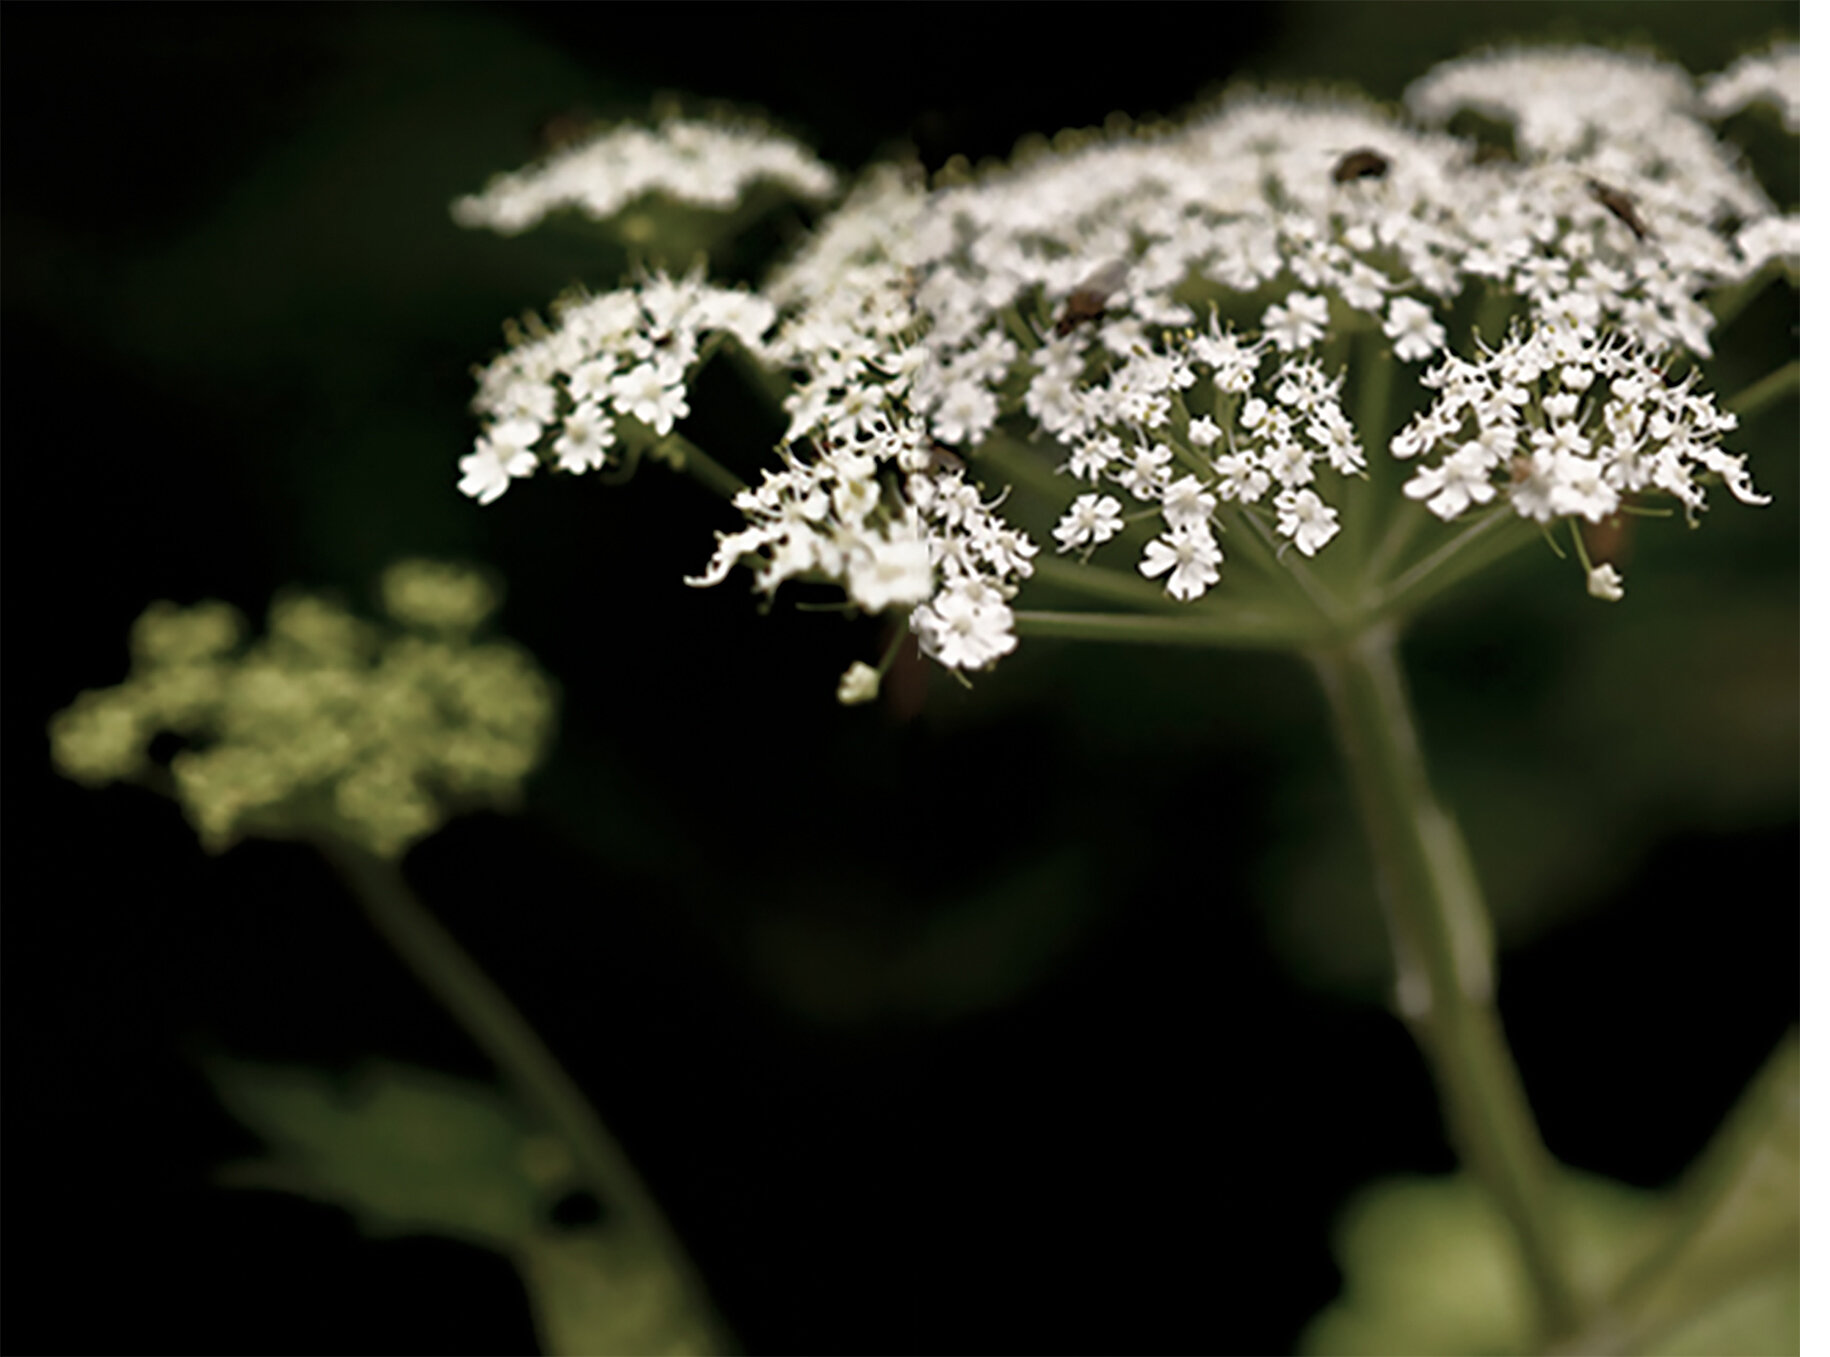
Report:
1392,317,1764,530
50,562,555,859
1046,319,1371,599
1700,41,1801,134
1405,47,1796,357
451,117,837,236
458,45,1794,683
461,271,776,504
687,420,1039,672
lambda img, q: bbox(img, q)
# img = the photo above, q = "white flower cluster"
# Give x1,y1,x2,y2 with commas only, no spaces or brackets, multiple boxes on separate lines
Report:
1043,317,1372,600
1700,42,1801,133
1392,318,1764,525
461,273,776,504
460,45,1792,684
1406,47,1796,356
686,418,1039,672
451,118,837,236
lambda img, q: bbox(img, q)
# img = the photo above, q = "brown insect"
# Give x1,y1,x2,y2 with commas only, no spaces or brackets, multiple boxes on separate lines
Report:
1587,179,1651,242
1331,148,1389,183
925,439,967,475
1054,260,1129,337
537,108,599,153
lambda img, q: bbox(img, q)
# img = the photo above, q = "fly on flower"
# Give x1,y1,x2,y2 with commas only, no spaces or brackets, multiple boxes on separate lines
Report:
1331,148,1390,183
1054,260,1129,336
926,439,967,475
537,107,599,152
1586,179,1651,242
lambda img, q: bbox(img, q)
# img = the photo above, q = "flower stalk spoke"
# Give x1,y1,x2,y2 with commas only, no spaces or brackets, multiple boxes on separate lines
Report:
1309,625,1584,1344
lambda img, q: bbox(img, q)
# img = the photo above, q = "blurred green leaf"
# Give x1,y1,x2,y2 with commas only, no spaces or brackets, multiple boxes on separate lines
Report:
1301,1171,1648,1356
207,1059,724,1355
1301,1032,1799,1356
208,1059,551,1247
1575,1031,1800,1356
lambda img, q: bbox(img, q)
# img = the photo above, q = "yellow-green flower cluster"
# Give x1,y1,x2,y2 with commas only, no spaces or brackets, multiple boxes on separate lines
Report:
50,561,555,859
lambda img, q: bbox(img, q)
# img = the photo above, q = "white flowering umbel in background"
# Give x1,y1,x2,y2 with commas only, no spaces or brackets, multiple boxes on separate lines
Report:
456,41,1798,1356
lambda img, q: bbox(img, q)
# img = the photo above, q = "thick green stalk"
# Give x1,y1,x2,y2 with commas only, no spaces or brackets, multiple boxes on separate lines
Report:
1308,626,1582,1345
316,836,732,1351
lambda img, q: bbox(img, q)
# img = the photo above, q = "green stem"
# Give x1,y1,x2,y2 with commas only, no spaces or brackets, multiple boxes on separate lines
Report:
1366,508,1542,622
1240,507,1351,626
1027,554,1193,612
1723,360,1799,420
1474,285,1517,348
1308,626,1582,1346
1345,332,1395,579
1707,269,1788,336
727,342,794,408
1014,607,1317,650
972,431,1078,507
1358,498,1432,602
315,836,731,1350
657,433,747,499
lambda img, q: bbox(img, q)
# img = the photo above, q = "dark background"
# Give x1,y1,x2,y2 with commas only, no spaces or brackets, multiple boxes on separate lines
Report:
4,5,1798,1354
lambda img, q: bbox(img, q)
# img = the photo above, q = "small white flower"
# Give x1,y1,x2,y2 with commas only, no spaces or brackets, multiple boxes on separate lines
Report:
912,585,1017,670
1066,432,1122,482
1308,408,1365,475
1212,449,1271,504
1587,563,1626,602
1403,446,1500,520
458,433,538,505
608,361,690,436
1159,476,1217,533
836,661,881,705
846,528,934,615
1138,523,1222,601
552,401,613,474
1275,488,1341,556
1383,297,1446,362
1262,292,1330,352
1542,391,1581,422
1548,454,1619,522
1053,494,1126,551
1186,415,1222,449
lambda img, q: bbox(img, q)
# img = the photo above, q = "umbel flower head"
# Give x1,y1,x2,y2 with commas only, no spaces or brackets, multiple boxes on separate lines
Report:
452,115,837,236
50,561,557,859
455,46,1795,694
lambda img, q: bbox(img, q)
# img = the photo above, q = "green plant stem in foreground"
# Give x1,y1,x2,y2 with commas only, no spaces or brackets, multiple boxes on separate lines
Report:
315,837,731,1350
1308,625,1584,1345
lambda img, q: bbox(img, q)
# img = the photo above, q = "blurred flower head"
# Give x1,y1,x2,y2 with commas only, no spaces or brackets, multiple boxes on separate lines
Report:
51,561,556,859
